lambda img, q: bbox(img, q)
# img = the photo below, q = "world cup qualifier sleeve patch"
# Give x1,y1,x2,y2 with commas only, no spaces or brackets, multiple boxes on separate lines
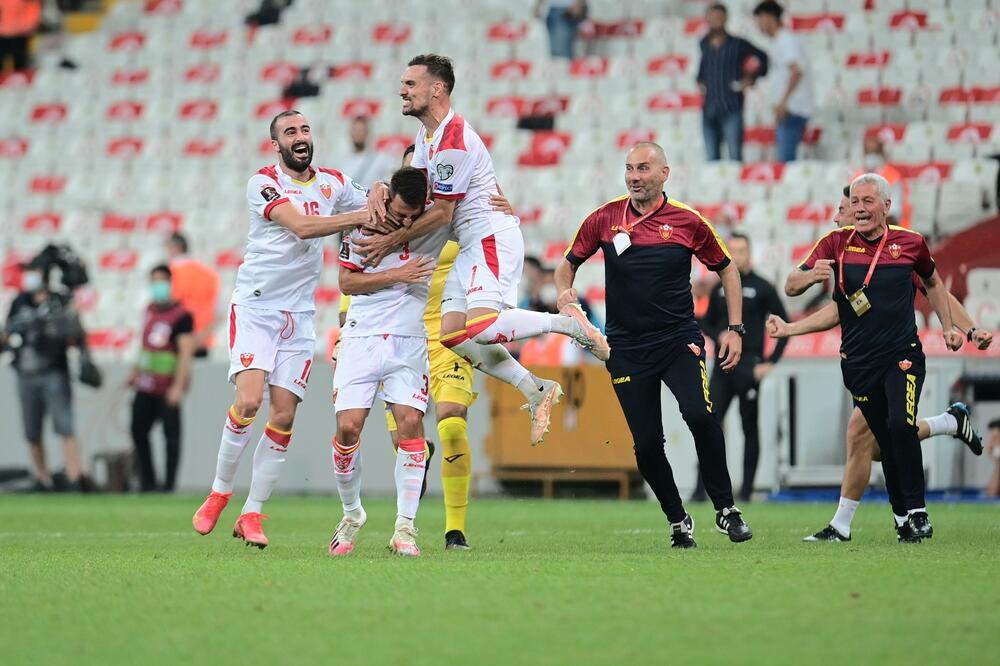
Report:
436,163,454,180
261,186,280,202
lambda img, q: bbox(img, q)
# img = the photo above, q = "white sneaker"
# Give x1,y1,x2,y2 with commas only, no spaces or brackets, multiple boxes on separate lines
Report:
521,378,563,445
561,303,610,361
390,523,421,557
328,511,366,556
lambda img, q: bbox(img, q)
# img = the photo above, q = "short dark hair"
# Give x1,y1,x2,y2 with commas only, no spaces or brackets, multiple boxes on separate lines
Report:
753,1,783,19
389,167,428,209
729,232,750,246
168,232,188,254
843,185,851,198
408,53,455,94
269,109,303,140
708,3,728,14
151,263,172,278
403,144,416,160
524,255,544,272
989,418,1000,431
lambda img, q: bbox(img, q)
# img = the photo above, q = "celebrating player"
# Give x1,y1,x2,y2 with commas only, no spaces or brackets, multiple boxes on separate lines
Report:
328,167,449,558
355,54,609,445
192,111,371,549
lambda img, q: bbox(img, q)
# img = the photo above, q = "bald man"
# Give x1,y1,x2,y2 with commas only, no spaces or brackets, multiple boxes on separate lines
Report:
555,142,753,549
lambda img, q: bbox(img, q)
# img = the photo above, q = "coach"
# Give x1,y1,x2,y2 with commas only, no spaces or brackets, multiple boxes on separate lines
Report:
795,173,962,540
554,142,752,549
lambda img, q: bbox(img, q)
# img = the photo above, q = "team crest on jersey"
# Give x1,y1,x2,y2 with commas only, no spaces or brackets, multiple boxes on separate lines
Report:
688,343,701,356
260,186,280,202
889,243,902,259
436,163,454,181
659,224,673,241
320,183,332,199
240,352,254,368
898,359,912,371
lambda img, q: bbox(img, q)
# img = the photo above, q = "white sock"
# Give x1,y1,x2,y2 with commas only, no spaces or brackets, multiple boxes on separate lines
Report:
451,338,533,394
395,438,426,521
894,513,908,527
241,424,290,514
907,506,927,515
211,407,256,494
333,438,363,514
830,497,860,536
924,413,957,437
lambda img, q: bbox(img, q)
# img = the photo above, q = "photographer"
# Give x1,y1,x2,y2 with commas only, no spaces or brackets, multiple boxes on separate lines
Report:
2,255,89,491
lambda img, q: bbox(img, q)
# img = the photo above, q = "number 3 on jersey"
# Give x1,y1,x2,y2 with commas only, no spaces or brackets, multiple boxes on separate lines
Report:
399,242,410,260
302,201,320,216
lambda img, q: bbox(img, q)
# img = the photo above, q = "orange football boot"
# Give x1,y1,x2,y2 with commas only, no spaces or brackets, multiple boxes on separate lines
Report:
233,512,269,549
192,491,232,535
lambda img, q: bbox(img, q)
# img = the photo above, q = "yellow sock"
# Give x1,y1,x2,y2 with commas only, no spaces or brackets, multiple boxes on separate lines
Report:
438,416,471,534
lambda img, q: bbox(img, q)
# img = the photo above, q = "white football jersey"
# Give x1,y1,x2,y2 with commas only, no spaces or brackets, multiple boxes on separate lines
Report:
339,224,450,338
233,164,368,312
411,108,519,249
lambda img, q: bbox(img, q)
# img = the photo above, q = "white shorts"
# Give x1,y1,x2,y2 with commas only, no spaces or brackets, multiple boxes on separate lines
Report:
227,304,316,400
333,335,430,413
441,226,524,315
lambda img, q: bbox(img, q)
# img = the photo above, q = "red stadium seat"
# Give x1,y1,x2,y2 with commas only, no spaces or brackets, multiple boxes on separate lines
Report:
544,241,568,262
183,138,224,157
146,211,183,233
584,285,606,303
787,203,833,223
30,103,67,123
865,123,907,143
106,137,144,157
531,95,570,116
647,54,690,76
106,100,145,121
486,96,529,117
292,25,332,45
971,86,1000,104
99,249,139,271
515,206,544,225
144,0,181,15
740,162,785,183
569,56,608,78
684,18,707,36
616,129,657,149
480,133,495,150
744,126,776,145
647,91,702,112
185,62,221,84
29,175,66,195
101,213,137,232
0,69,34,88
23,213,61,233
178,99,219,121
323,246,337,266
858,87,903,106
73,285,98,313
889,11,928,30
3,251,31,288
846,51,891,68
111,68,149,86
939,87,972,105
490,60,532,81
342,98,381,118
109,31,146,52
0,137,28,158
891,162,952,181
487,21,528,41
695,202,747,223
315,286,340,306
190,29,228,49
947,123,993,143
789,14,845,32
372,22,411,45
255,98,295,119
803,127,822,145
215,250,244,270
260,62,299,86
375,134,411,154
518,132,572,167
330,62,373,80
87,328,133,350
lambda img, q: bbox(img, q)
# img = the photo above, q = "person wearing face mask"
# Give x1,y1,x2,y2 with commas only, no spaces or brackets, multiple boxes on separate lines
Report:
853,135,910,229
127,265,195,492
2,262,85,491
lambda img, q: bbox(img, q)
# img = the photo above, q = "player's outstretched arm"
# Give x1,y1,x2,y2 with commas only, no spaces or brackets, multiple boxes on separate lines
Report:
767,302,840,339
922,269,963,351
269,202,369,240
785,260,833,296
338,257,435,296
355,198,455,267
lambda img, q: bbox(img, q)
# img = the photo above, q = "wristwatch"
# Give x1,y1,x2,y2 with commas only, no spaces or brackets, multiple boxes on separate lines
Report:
967,327,978,343
727,324,746,336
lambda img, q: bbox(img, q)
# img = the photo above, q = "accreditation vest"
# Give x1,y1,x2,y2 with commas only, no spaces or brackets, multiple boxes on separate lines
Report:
136,302,190,395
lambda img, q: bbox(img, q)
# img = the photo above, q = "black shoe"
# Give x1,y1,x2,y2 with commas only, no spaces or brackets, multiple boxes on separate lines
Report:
948,402,982,456
670,514,697,549
908,511,933,539
802,524,851,542
420,440,436,499
445,529,470,550
896,520,922,543
716,506,753,543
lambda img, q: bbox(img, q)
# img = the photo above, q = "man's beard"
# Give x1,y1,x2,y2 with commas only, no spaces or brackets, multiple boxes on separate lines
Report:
402,99,426,117
280,142,313,172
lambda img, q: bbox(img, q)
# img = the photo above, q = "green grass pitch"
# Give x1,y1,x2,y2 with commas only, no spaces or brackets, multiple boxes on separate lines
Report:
1,494,998,665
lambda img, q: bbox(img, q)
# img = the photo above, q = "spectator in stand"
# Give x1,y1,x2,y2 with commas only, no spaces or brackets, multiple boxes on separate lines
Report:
753,1,813,163
534,0,587,59
0,0,41,72
128,265,195,492
853,135,911,228
987,419,1000,498
697,3,769,162
340,116,396,189
166,232,220,358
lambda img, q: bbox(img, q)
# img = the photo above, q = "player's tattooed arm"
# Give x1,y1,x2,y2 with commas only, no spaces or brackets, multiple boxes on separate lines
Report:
355,198,455,267
767,302,840,339
269,201,369,239
338,257,436,295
